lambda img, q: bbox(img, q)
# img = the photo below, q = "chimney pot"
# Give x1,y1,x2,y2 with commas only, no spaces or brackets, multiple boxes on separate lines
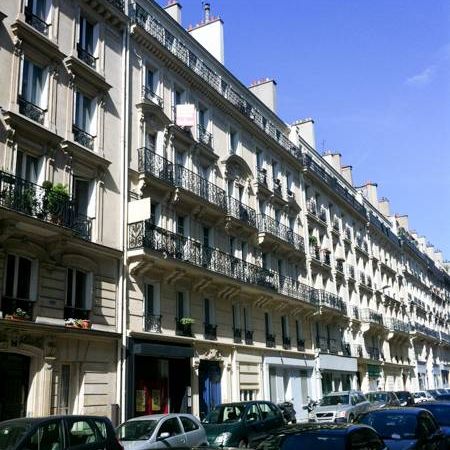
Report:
203,2,211,22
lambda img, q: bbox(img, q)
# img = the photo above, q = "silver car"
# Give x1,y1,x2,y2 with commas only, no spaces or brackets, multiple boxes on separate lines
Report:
117,413,208,449
312,391,370,423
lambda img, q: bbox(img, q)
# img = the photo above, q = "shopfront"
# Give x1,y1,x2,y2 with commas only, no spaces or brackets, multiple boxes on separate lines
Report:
318,354,357,397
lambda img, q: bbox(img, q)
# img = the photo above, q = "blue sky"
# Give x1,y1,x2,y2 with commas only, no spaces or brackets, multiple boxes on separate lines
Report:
158,0,450,259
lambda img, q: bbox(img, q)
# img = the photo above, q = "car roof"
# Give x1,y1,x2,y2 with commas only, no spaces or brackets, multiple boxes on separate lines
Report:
0,416,109,426
125,413,197,422
324,391,359,396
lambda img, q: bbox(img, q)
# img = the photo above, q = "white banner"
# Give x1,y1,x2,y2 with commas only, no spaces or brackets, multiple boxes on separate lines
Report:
176,104,195,127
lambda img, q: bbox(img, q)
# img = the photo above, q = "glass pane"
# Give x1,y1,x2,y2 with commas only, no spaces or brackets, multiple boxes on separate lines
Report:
31,65,43,106
17,257,31,299
25,422,62,450
25,154,39,183
74,179,89,216
21,59,30,99
146,284,154,315
75,270,86,309
15,151,24,178
66,268,73,306
68,420,99,446
59,364,70,414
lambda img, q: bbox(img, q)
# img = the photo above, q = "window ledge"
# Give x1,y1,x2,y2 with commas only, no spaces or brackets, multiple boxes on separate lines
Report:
60,139,111,173
65,55,111,94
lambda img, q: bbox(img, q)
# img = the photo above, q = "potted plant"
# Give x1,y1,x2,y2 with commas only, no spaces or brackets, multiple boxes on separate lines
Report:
309,235,318,247
81,319,91,329
179,317,195,326
65,318,83,328
5,308,31,321
42,182,70,225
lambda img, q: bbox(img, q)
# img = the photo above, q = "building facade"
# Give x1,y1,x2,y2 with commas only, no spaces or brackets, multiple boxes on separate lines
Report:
0,0,449,423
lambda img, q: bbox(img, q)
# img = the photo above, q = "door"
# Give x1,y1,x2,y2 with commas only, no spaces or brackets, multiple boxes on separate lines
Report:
65,417,105,450
0,353,30,421
199,360,221,420
244,403,264,445
155,417,186,448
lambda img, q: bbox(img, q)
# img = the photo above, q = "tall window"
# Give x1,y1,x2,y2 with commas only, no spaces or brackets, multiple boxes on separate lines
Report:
57,364,71,415
78,15,97,68
66,268,91,311
26,0,51,31
281,316,289,340
21,59,45,107
15,151,39,183
264,312,272,335
177,216,185,236
5,254,35,300
232,304,240,330
230,129,238,154
177,291,188,319
243,306,250,331
74,92,95,136
204,298,215,325
146,69,154,92
73,178,90,217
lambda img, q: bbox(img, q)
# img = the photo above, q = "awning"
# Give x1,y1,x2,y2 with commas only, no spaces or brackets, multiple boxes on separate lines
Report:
132,342,194,358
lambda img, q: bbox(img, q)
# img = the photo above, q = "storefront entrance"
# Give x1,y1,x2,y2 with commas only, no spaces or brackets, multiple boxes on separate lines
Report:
0,353,30,421
199,360,221,419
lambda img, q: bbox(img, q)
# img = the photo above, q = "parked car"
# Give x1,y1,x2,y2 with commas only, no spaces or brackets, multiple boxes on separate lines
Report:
427,390,448,400
414,392,435,404
395,391,415,406
253,423,388,450
117,413,208,449
202,401,284,447
366,391,401,409
419,402,450,448
0,415,122,450
312,391,370,423
356,407,446,450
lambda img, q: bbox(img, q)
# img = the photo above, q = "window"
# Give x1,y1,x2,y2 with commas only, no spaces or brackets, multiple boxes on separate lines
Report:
15,151,40,183
158,418,182,437
204,298,215,325
241,241,248,262
177,291,189,319
180,416,199,433
240,389,257,401
58,364,71,415
21,59,46,108
245,404,261,423
176,215,185,236
296,320,302,341
5,254,36,300
349,428,385,450
256,150,263,169
198,107,207,129
78,15,98,68
74,92,96,136
150,202,160,226
259,402,278,420
73,178,91,218
146,284,155,316
281,316,289,339
26,0,51,25
264,312,272,335
203,227,210,247
146,68,155,92
23,421,62,450
230,129,238,154
67,419,100,446
66,268,91,311
146,133,156,150
232,304,240,330
243,306,250,331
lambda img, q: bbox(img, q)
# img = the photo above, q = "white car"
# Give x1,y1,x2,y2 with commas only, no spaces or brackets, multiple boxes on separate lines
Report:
117,413,208,450
413,391,434,403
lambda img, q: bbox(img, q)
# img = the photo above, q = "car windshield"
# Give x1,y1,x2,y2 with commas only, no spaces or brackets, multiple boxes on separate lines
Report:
0,422,33,450
359,413,417,440
421,406,450,426
203,404,246,424
320,395,349,406
282,433,345,450
367,393,388,402
117,420,159,441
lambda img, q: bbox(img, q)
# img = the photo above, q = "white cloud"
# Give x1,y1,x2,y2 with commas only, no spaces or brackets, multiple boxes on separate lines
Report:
405,66,436,86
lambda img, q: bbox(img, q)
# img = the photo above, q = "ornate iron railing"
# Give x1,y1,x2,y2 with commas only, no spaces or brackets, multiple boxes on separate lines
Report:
245,330,254,345
145,314,161,333
176,318,193,337
297,339,305,351
138,146,174,184
360,308,384,326
64,306,90,320
315,290,346,313
282,336,291,350
386,318,410,333
414,322,440,340
0,171,92,240
18,96,46,124
257,168,268,186
77,44,97,69
197,124,213,147
1,296,34,319
233,327,242,343
142,86,163,107
266,333,276,348
257,213,304,252
227,196,257,228
24,6,50,35
73,125,95,150
204,323,217,340
279,276,314,304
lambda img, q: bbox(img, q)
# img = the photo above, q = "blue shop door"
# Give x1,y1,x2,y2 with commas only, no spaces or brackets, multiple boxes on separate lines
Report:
199,361,221,419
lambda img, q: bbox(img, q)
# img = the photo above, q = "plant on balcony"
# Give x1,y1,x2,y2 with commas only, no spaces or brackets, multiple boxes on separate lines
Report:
179,317,195,326
309,235,318,247
42,182,70,224
65,318,92,329
5,308,31,321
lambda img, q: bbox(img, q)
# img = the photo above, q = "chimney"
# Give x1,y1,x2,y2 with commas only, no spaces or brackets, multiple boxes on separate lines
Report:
322,152,341,173
164,0,182,24
188,2,224,64
434,250,444,264
360,181,378,208
290,118,316,149
379,197,391,217
341,165,353,186
396,214,409,231
248,78,277,113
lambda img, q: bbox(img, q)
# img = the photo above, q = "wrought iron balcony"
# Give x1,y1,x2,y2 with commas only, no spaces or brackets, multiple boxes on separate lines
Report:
245,330,254,345
64,306,90,320
197,124,213,147
279,276,314,304
227,196,257,228
414,322,440,340
306,199,317,215
1,297,34,320
176,318,193,337
138,146,174,184
318,208,327,223
366,346,381,360
386,318,410,334
360,308,384,326
0,171,92,240
266,333,276,348
282,336,291,350
142,86,163,107
233,327,242,343
204,323,217,340
336,259,344,273
257,213,304,252
145,314,161,333
309,245,321,261
257,168,268,186
24,6,50,35
297,339,305,351
128,221,278,291
348,265,356,279
73,125,95,150
18,96,46,124
273,179,283,197
77,43,97,69
315,290,347,314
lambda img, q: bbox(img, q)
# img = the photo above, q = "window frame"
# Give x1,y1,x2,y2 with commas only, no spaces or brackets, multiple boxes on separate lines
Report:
4,253,38,301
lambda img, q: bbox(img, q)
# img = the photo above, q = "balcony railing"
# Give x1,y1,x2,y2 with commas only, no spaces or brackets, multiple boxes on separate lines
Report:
227,196,257,228
257,168,268,186
138,146,174,184
314,290,346,314
176,318,193,337
197,124,213,147
142,86,163,107
266,333,276,348
282,336,291,350
145,314,161,333
366,346,381,360
257,214,304,252
360,308,384,326
77,44,97,69
245,330,254,345
0,171,92,240
24,6,50,35
204,323,217,340
1,297,34,320
306,199,317,215
297,339,305,351
279,276,313,304
273,179,282,197
336,260,344,273
414,322,440,340
73,125,95,150
18,96,46,125
386,318,410,334
233,327,242,343
64,306,90,320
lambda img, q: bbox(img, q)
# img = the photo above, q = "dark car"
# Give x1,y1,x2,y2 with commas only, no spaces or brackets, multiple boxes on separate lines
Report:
429,394,450,402
0,415,123,450
254,423,387,450
419,402,450,448
427,390,447,400
356,407,445,450
202,401,284,447
367,392,401,410
395,391,415,406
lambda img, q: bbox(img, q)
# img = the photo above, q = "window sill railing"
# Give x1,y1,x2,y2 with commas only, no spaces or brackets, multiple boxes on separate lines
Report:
24,7,50,35
64,306,90,320
197,124,213,147
266,334,276,348
257,213,304,252
360,308,384,326
18,96,46,125
245,330,254,345
175,318,193,337
73,125,95,150
76,43,97,69
142,85,163,107
204,323,217,340
227,196,257,228
233,327,242,343
1,297,34,320
282,336,291,350
145,314,161,333
0,171,92,240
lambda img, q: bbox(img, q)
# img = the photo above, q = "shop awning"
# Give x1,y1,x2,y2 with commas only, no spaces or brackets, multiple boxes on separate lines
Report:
133,342,194,358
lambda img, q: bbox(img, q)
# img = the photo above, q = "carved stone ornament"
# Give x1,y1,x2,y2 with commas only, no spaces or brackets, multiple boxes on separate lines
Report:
199,348,223,361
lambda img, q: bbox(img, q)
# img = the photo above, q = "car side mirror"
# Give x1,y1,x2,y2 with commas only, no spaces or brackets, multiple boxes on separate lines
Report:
158,432,171,440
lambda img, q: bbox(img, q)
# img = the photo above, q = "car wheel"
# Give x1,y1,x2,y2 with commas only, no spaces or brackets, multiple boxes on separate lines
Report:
348,414,354,423
238,439,248,448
